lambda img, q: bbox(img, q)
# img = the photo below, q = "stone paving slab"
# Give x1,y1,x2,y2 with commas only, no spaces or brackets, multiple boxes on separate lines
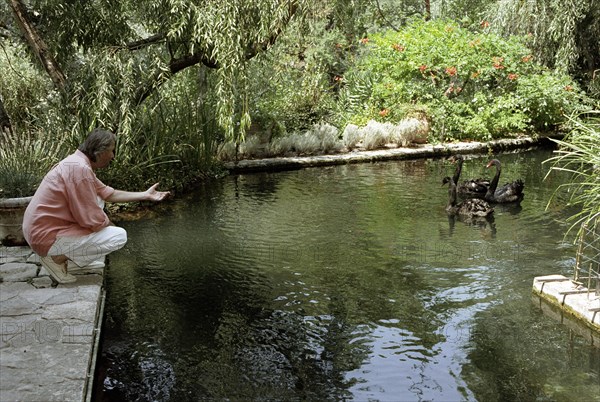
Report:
0,246,105,402
532,294,600,346
533,274,600,332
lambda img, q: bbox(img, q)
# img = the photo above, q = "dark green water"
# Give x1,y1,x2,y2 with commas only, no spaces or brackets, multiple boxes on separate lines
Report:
94,148,600,401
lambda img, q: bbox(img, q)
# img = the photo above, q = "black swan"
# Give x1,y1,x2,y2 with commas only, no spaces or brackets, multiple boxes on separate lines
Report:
484,159,525,204
450,155,489,198
442,176,494,218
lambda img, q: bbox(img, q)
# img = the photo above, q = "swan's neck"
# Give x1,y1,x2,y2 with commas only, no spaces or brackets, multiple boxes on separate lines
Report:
486,163,501,196
447,180,458,207
452,159,463,184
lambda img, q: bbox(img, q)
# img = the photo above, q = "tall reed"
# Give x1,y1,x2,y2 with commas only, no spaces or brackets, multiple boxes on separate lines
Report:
545,112,600,238
0,130,68,198
100,70,222,192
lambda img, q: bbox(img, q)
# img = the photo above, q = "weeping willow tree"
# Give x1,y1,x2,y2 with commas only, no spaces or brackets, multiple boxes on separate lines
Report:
0,0,312,189
486,0,600,96
1,0,309,150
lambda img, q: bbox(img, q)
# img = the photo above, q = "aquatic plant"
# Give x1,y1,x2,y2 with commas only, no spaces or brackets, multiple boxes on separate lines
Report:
545,112,600,238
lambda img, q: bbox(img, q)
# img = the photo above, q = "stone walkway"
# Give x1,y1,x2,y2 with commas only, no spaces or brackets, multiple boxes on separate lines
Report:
0,246,105,402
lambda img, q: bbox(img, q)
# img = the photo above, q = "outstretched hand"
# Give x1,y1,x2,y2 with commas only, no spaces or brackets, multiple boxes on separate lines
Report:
145,183,170,201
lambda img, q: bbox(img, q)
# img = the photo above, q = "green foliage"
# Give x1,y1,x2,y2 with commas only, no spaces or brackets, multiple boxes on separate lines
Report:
513,72,588,130
245,0,433,138
431,0,490,23
2,0,598,196
486,0,600,77
338,19,592,141
0,42,62,135
246,6,347,136
127,0,308,142
2,0,309,191
97,67,224,192
33,0,133,66
0,130,67,198
544,112,600,238
0,43,82,199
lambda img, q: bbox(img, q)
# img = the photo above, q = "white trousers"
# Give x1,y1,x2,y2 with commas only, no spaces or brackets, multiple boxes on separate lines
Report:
48,226,127,267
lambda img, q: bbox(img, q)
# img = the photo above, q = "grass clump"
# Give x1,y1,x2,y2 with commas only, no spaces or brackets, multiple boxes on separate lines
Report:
0,131,67,198
545,112,600,238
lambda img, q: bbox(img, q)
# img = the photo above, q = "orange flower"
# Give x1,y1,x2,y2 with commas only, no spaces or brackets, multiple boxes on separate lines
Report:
392,43,405,52
492,57,505,69
334,75,343,82
480,20,490,28
564,85,574,91
469,39,481,47
419,64,427,73
360,37,369,44
471,70,480,79
379,109,389,117
508,73,518,81
521,54,533,62
445,66,457,76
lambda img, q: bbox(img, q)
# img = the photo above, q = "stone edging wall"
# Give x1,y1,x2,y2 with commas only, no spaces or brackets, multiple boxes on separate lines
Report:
223,136,559,174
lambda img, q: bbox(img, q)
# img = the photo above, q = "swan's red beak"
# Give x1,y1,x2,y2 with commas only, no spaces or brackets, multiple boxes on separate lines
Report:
486,161,493,168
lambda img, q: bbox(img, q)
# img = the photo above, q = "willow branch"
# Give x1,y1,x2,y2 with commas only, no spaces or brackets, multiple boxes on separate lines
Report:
126,33,166,51
134,51,219,105
135,1,300,106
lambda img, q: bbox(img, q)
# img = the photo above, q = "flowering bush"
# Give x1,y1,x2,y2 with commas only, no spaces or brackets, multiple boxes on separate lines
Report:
337,19,592,141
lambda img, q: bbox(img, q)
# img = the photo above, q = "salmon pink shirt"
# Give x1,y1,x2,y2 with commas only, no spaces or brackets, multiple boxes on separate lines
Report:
23,150,115,256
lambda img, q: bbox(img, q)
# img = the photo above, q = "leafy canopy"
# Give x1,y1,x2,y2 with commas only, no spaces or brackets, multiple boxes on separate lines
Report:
2,0,308,141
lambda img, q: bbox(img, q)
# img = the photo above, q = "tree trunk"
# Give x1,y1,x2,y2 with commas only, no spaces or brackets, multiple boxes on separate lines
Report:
7,0,66,90
424,0,431,21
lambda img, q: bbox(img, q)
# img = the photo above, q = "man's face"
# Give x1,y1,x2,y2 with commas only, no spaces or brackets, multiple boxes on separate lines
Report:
96,142,115,169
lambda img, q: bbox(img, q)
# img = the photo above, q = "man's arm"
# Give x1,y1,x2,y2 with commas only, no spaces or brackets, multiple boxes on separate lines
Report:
106,183,170,203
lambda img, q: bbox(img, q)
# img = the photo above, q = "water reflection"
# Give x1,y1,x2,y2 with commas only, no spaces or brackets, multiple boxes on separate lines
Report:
94,148,600,401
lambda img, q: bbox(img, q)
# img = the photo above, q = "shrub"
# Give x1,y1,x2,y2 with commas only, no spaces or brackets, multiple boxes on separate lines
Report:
342,124,362,149
267,124,343,156
247,17,346,136
338,19,592,141
362,121,392,150
310,124,344,153
340,119,428,150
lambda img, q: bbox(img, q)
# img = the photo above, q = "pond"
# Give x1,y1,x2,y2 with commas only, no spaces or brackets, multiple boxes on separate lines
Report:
93,147,600,401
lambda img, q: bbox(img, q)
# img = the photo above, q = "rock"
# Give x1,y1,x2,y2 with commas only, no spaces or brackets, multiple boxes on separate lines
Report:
0,246,32,264
0,262,38,282
31,277,53,289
